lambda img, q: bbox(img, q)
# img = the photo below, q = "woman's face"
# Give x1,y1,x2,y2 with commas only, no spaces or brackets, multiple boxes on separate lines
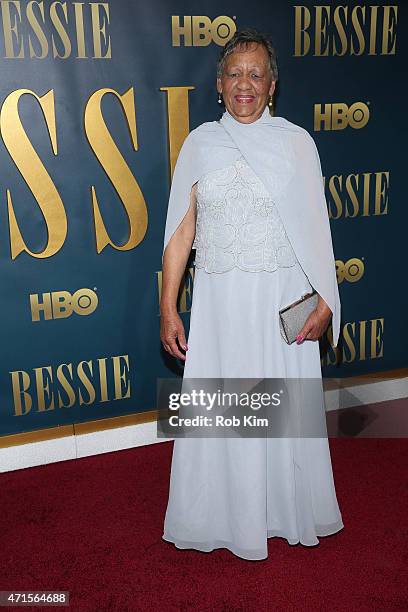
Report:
217,42,276,124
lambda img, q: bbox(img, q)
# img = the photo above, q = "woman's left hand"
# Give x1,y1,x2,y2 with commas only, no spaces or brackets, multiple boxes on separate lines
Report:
296,296,332,344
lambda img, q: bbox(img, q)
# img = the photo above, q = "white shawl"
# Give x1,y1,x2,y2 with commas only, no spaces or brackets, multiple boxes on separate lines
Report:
162,105,341,348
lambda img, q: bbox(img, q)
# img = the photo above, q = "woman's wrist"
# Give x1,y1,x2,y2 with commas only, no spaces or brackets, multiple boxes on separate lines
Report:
316,296,332,317
160,301,178,317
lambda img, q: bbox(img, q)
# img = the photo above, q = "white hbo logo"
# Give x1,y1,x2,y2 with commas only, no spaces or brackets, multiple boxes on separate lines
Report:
30,288,99,321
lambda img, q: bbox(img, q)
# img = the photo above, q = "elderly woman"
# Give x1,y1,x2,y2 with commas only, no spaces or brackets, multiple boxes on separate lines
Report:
160,28,344,561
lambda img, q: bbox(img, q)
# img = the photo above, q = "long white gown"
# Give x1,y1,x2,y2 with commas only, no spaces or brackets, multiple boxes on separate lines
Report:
162,156,344,561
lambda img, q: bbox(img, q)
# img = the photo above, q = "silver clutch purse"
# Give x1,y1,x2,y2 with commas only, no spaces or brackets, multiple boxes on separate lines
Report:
279,290,318,344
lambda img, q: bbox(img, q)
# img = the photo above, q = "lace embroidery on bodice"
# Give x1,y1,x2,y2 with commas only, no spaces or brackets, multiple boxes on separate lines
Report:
192,156,299,273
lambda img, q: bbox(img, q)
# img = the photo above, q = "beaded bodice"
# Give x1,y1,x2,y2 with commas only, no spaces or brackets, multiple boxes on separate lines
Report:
192,156,299,273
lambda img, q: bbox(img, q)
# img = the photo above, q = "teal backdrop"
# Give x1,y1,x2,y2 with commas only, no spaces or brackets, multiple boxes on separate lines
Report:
0,1,405,437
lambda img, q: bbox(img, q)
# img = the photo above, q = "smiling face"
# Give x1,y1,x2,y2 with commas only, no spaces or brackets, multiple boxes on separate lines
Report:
217,42,276,124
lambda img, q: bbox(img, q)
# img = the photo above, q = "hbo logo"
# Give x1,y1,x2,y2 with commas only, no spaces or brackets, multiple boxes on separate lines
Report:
171,16,236,46
30,289,98,322
314,102,370,131
336,259,365,284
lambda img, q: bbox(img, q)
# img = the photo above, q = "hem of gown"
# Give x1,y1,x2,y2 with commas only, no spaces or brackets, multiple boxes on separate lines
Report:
162,519,344,561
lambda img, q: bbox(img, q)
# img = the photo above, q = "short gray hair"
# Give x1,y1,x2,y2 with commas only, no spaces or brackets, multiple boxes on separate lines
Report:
216,28,278,81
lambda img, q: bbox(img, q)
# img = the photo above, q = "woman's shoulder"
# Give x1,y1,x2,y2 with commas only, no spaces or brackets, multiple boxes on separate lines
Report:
182,116,316,153
189,120,223,138
273,117,320,160
269,116,314,141
179,121,225,152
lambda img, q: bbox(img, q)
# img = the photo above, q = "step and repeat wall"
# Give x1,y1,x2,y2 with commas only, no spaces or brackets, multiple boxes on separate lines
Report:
0,1,404,437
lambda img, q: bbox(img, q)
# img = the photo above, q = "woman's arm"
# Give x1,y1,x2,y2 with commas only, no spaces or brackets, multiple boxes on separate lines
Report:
160,184,197,360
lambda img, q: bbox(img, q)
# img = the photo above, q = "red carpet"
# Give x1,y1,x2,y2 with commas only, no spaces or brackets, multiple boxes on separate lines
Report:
1,439,407,611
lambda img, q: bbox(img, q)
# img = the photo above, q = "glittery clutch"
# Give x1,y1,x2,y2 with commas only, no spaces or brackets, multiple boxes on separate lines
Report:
279,290,318,344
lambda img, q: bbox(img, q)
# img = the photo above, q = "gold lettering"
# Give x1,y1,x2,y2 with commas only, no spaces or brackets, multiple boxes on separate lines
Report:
320,320,385,365
314,6,329,56
211,16,235,46
1,89,67,259
157,270,163,310
160,86,195,178
371,318,384,358
90,2,111,59
34,366,55,412
77,360,96,405
171,15,192,46
1,0,24,58
192,15,211,46
293,6,310,56
73,1,86,58
30,292,52,321
345,174,359,218
331,103,348,130
112,355,130,400
57,363,76,408
333,6,348,56
359,320,367,361
85,87,148,253
51,290,72,319
293,5,398,56
97,357,109,402
375,171,389,215
50,1,71,59
9,355,131,416
326,171,389,219
350,6,366,55
10,370,32,416
327,175,343,219
314,103,332,131
382,5,398,55
26,0,48,58
368,5,378,55
362,172,371,216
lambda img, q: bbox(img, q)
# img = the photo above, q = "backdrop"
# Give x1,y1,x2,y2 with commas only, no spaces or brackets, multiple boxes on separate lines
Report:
0,1,405,438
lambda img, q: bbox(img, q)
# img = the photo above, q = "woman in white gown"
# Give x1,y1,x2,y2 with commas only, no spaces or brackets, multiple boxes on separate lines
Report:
160,28,344,561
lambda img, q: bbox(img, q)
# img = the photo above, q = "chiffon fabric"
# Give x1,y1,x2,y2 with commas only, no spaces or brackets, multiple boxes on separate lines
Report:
162,152,344,560
162,105,341,347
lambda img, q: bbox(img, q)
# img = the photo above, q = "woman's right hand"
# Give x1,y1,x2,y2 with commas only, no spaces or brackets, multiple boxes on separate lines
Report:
160,310,188,361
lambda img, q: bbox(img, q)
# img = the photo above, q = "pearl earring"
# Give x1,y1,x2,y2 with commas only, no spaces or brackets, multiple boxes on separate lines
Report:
218,92,222,104
268,95,273,107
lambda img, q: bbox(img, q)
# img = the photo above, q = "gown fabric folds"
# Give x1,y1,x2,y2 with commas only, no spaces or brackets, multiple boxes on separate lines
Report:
161,109,344,561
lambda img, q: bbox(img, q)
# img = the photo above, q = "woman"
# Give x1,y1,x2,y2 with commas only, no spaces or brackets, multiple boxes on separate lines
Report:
160,28,344,561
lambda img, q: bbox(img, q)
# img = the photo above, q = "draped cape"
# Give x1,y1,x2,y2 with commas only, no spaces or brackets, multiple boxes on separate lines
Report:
162,106,341,347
